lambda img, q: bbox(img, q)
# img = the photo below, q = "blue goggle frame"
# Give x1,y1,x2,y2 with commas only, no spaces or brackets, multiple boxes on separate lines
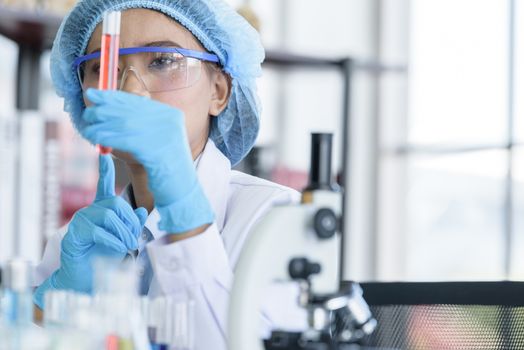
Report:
73,46,220,69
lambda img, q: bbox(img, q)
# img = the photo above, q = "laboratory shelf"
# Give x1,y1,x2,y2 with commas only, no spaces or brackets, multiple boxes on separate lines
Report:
0,6,62,110
264,49,346,68
0,6,61,50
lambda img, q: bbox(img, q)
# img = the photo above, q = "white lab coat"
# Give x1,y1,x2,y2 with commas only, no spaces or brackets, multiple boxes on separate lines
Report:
34,139,307,349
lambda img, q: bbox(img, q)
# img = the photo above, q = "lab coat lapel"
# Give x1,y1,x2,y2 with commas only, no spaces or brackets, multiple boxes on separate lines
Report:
194,139,231,232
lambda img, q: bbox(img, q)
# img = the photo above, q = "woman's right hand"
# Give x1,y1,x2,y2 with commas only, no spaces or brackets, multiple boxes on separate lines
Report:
33,155,147,309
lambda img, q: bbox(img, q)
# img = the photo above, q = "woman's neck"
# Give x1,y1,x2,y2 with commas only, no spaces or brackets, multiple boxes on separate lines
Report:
127,163,154,213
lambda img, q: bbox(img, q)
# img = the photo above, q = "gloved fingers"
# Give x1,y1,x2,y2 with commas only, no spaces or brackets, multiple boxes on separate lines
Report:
90,207,139,250
90,225,128,254
61,211,99,256
82,101,135,124
86,88,129,105
62,208,138,257
85,88,126,106
85,88,106,104
82,91,181,127
95,154,116,201
81,119,173,157
86,88,151,106
80,94,185,154
82,100,128,125
83,104,112,123
80,122,139,151
134,207,148,226
96,197,145,237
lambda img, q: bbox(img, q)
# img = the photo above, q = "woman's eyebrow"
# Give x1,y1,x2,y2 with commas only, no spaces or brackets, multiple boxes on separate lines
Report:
87,40,183,54
143,40,183,48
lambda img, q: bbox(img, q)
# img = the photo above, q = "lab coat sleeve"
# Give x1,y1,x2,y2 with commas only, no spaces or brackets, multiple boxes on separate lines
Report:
33,226,67,287
145,187,305,350
146,224,232,349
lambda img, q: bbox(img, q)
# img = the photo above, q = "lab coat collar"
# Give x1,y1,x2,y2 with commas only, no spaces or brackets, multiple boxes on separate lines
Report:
122,139,231,239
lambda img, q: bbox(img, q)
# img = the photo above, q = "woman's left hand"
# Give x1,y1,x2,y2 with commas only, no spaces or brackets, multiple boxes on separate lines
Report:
80,89,214,234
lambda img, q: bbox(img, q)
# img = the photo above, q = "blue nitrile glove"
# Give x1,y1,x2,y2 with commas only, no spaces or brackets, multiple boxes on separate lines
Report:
79,89,215,233
33,155,147,309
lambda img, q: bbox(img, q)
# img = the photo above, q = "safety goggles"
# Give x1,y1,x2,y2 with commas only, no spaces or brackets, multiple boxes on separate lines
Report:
73,46,220,93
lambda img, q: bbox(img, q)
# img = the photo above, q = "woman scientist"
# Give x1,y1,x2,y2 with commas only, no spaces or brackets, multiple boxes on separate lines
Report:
32,0,303,348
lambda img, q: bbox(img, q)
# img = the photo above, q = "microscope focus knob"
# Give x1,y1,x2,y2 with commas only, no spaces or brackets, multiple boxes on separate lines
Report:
313,208,338,239
289,257,321,280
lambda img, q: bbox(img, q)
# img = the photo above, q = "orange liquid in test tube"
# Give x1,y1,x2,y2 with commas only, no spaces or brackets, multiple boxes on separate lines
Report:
97,11,121,155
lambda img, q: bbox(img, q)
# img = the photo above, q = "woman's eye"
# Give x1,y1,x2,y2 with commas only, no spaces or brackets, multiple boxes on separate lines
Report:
150,55,183,70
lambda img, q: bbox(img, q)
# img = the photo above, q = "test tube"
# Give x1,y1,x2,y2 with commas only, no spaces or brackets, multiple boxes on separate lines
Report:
1,259,33,326
97,11,121,155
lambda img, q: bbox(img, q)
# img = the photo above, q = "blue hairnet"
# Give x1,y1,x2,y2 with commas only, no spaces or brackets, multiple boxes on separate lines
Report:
51,0,264,166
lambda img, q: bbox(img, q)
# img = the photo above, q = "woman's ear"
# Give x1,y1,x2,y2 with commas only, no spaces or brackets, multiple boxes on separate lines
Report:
209,69,232,117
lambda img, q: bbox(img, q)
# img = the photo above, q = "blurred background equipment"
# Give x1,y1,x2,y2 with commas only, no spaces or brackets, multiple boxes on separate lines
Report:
0,259,51,350
0,4,98,267
0,257,195,349
0,0,76,14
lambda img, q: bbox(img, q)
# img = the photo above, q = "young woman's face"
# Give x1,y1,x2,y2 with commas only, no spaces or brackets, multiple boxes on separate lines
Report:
83,9,228,164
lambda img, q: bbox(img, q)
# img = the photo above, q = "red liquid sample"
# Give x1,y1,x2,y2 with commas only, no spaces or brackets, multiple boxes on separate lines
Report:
105,334,119,350
97,32,120,155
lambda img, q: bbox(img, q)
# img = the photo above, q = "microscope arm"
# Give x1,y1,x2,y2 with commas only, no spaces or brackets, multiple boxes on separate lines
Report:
228,202,340,350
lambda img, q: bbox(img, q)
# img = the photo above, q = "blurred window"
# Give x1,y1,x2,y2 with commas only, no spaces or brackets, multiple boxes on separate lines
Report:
378,0,524,280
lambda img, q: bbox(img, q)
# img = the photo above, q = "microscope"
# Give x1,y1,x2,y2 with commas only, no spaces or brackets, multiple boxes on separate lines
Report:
228,133,376,350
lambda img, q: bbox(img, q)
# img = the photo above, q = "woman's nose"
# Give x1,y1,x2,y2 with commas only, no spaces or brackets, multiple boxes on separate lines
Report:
119,67,150,97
